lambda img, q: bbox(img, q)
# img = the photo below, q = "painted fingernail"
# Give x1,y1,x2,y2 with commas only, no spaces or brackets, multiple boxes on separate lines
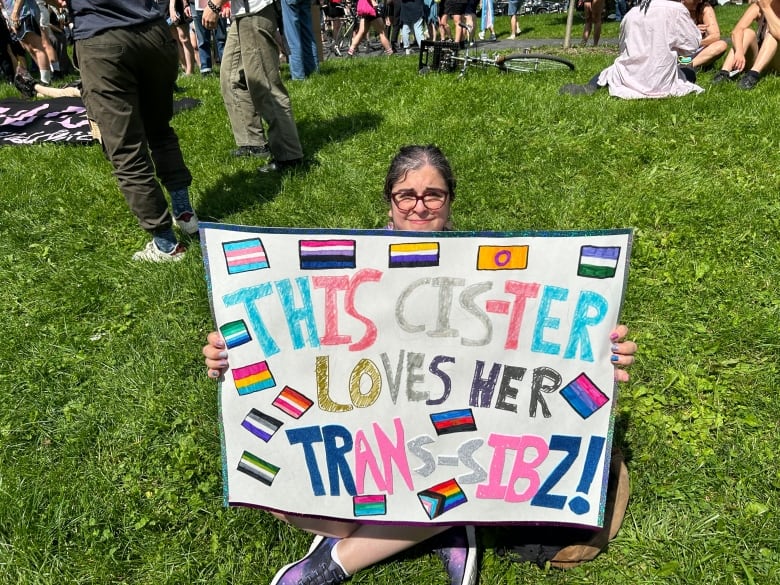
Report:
218,351,228,359
611,355,619,362
218,360,228,367
610,332,619,341
209,370,219,378
611,344,619,352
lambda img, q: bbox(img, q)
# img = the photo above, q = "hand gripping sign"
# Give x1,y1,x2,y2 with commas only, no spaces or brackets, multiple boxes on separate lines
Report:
201,225,632,529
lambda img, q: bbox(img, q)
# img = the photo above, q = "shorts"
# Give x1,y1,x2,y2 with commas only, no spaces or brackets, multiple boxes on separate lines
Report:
507,0,521,15
9,14,40,43
444,0,467,15
323,1,346,17
465,0,477,15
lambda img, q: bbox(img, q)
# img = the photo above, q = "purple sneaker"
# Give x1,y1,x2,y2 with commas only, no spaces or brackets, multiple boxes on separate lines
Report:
433,526,478,585
270,535,348,585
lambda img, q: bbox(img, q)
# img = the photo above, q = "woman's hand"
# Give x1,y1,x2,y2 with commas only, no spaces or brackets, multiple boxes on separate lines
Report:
203,331,229,379
610,324,637,382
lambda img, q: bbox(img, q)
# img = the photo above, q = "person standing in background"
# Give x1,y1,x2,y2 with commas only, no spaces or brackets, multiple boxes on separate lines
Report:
281,0,319,79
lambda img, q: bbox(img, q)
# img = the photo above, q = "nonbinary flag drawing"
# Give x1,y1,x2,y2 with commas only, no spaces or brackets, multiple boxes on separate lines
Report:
241,408,283,442
220,319,252,349
417,478,468,520
430,409,477,435
272,386,314,419
223,238,269,274
388,242,440,268
299,240,356,269
577,246,620,279
232,361,276,395
476,245,529,270
353,494,387,517
237,451,280,486
559,373,609,419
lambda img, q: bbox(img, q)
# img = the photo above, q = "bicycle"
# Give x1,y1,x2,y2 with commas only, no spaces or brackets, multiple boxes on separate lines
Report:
418,25,575,77
321,0,389,59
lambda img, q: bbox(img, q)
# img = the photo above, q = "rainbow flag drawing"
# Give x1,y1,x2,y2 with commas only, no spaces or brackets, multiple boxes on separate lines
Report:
220,319,252,349
388,242,440,268
417,478,468,520
241,408,283,442
237,451,280,486
232,361,275,396
476,245,529,270
223,238,269,274
430,409,477,435
577,246,621,279
560,373,610,419
272,386,314,419
299,239,356,269
353,494,387,517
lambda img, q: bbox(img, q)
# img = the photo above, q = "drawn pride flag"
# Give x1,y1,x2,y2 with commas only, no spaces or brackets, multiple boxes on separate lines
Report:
417,478,468,520
220,319,251,349
232,361,275,395
388,242,440,268
560,373,609,419
223,238,269,274
430,409,477,435
272,386,314,419
353,494,387,517
241,408,283,442
237,451,279,486
577,246,620,279
299,239,356,269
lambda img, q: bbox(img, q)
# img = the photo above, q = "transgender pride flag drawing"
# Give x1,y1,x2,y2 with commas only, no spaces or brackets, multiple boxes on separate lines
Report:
559,373,610,419
223,238,269,274
577,246,620,279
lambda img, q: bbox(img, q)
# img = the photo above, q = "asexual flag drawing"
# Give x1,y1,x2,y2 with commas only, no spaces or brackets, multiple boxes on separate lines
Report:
223,238,269,274
417,478,468,520
388,242,440,268
241,408,283,442
299,240,356,269
430,409,477,435
559,373,610,419
577,246,620,279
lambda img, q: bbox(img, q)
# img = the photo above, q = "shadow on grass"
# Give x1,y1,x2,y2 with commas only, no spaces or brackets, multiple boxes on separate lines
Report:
197,111,382,220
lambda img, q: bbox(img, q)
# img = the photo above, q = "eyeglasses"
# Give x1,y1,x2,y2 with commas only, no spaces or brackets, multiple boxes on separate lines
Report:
390,189,449,212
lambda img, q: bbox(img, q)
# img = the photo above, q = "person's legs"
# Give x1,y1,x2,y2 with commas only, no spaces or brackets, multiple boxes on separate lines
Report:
348,17,368,53
220,23,270,150
174,22,196,74
582,1,593,44
691,39,728,69
281,0,305,79
413,17,425,47
19,30,52,84
371,16,394,53
401,22,411,50
295,0,319,76
590,0,604,46
749,33,779,73
237,8,304,162
193,10,214,72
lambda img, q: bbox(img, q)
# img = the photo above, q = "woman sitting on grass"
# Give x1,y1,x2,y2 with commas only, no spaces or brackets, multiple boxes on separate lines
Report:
202,145,638,585
682,0,728,70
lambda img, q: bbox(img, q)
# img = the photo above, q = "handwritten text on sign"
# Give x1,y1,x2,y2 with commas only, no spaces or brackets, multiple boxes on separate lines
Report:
202,226,632,528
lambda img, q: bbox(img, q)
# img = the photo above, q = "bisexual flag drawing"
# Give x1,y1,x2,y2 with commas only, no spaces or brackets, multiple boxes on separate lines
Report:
476,245,529,270
241,408,283,442
237,451,280,486
223,238,269,274
560,373,610,419
299,239,356,269
220,319,251,349
418,478,468,520
388,242,440,268
353,494,387,517
430,409,477,436
232,361,276,395
577,246,620,279
272,386,314,419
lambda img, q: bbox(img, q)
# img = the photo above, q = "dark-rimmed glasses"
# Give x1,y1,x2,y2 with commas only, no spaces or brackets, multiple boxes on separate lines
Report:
390,189,449,212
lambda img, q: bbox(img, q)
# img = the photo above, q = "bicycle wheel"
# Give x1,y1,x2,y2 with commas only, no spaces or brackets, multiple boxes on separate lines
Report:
497,53,575,73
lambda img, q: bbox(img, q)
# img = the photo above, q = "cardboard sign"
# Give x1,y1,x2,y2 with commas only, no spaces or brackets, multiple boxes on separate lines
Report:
201,224,632,528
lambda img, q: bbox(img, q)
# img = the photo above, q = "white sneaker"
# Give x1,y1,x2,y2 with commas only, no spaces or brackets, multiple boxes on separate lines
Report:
175,211,199,236
132,240,186,262
478,31,485,40
508,34,516,40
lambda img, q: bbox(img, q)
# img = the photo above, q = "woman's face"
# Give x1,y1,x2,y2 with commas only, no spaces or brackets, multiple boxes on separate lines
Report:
389,164,452,232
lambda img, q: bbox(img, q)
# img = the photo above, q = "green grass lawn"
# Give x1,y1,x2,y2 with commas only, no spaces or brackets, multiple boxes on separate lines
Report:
1,10,778,584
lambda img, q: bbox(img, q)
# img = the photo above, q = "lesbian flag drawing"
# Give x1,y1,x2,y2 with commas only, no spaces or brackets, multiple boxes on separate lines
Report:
232,361,276,395
430,409,477,435
388,242,440,268
220,319,252,349
476,245,529,270
353,494,387,517
559,373,609,419
577,246,620,279
223,238,269,274
417,478,468,520
241,408,283,442
272,386,314,419
237,451,280,486
299,239,356,269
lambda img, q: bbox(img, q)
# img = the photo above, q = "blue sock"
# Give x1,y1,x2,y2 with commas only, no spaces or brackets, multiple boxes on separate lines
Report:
153,228,178,254
169,187,193,218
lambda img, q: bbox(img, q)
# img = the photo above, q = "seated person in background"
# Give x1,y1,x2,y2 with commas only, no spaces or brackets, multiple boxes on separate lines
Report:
682,0,728,70
203,145,639,585
711,0,780,89
561,0,702,98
